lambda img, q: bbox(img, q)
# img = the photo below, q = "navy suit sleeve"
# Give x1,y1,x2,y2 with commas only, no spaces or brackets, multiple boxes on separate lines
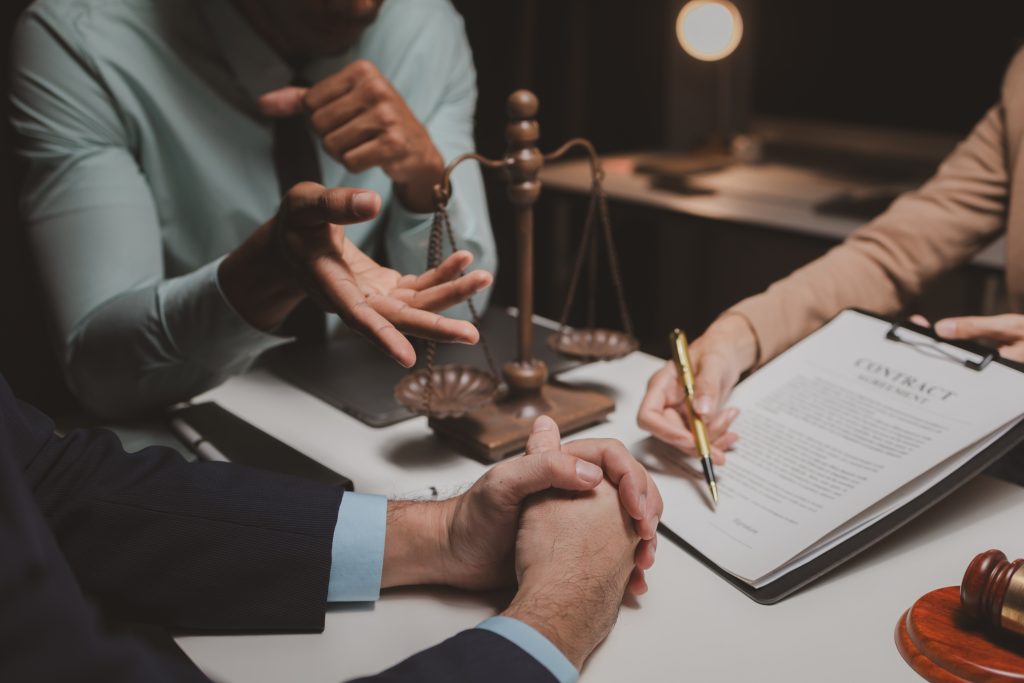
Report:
0,392,212,681
348,629,558,683
1,374,557,682
3,375,344,633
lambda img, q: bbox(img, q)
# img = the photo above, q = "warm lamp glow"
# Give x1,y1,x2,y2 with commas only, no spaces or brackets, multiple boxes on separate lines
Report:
676,0,743,62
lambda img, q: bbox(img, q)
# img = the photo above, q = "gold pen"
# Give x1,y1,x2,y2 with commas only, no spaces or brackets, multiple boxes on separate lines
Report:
669,329,719,506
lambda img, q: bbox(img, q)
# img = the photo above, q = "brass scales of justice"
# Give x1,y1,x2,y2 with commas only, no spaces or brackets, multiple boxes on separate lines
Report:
394,89,638,461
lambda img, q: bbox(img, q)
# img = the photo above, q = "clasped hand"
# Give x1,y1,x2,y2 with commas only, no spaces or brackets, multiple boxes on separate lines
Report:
381,416,663,667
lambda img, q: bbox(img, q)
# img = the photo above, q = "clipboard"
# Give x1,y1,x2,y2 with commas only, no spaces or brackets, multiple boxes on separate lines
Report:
661,308,1024,604
169,402,354,490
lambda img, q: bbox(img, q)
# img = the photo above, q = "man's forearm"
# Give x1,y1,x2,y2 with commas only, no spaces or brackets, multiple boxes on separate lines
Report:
1,451,213,683
65,261,288,418
65,285,235,418
11,385,343,631
391,149,445,214
501,578,617,671
381,500,450,589
218,220,306,332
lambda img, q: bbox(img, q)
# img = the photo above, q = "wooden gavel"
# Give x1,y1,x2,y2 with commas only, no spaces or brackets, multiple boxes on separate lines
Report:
961,549,1024,637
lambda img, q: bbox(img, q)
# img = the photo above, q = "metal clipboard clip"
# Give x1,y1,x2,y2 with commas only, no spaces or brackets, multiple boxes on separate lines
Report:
885,320,999,371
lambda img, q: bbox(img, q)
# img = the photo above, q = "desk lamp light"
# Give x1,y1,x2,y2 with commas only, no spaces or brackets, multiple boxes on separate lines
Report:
676,0,743,62
675,0,748,160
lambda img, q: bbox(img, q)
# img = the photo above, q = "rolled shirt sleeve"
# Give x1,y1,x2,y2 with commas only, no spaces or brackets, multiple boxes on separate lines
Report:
10,7,289,417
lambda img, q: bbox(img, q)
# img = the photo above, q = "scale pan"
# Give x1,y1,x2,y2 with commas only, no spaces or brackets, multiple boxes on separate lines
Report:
547,328,639,361
394,364,499,418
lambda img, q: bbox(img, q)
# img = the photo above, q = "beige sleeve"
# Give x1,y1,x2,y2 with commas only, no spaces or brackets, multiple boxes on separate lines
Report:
728,102,1010,366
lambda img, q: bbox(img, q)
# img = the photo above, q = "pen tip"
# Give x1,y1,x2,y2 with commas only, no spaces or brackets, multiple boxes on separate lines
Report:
710,481,719,505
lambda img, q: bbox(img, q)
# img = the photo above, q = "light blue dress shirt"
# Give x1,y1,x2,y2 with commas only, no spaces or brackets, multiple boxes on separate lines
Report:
10,0,495,417
330,493,578,683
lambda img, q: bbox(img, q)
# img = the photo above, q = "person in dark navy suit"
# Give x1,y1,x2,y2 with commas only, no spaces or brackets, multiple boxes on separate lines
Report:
0,372,662,682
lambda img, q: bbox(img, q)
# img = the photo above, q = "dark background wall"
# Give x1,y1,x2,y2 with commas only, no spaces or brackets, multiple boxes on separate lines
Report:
2,0,1023,411
749,1,1024,135
450,0,1024,352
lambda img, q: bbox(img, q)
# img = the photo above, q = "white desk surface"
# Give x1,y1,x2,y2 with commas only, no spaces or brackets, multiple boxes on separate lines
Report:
174,352,1024,682
540,156,1007,271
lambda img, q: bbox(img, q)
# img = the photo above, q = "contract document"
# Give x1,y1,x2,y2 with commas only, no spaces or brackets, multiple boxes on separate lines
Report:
644,310,1024,598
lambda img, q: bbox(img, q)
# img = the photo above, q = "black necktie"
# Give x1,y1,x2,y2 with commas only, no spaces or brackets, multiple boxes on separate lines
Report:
273,86,327,344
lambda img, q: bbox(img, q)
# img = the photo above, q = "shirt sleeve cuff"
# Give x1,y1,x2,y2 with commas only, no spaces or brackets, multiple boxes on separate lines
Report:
476,616,579,683
157,257,290,371
387,199,435,236
327,492,388,602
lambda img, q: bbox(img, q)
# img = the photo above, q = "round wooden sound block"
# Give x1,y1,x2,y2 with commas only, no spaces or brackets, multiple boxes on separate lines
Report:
896,586,1024,682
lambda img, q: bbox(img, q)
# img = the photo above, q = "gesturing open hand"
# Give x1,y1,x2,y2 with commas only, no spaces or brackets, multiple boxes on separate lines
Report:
220,182,492,367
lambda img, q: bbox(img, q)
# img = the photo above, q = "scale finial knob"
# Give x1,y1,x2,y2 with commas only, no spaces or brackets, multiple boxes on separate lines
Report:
507,89,538,119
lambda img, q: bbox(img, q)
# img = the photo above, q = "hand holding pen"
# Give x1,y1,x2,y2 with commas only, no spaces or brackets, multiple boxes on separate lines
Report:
668,329,720,505
637,316,752,462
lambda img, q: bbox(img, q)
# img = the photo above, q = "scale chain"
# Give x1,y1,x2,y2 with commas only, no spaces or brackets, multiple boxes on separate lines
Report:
554,159,634,339
438,206,500,384
556,187,599,335
418,198,502,415
597,178,635,338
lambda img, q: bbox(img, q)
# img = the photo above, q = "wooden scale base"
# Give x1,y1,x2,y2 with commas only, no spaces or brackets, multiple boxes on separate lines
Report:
896,587,1024,682
429,382,614,462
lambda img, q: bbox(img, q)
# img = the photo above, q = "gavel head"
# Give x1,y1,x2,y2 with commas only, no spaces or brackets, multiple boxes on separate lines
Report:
961,549,1024,637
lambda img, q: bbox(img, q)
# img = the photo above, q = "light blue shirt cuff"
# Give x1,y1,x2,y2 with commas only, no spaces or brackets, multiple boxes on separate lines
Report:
476,616,579,683
387,199,435,236
327,492,388,602
159,257,290,371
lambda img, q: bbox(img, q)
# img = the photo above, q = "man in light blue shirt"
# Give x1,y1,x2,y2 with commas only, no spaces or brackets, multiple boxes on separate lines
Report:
10,0,497,418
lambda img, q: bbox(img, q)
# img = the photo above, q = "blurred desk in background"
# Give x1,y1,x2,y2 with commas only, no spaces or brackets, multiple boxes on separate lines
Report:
540,153,1006,270
537,152,1007,354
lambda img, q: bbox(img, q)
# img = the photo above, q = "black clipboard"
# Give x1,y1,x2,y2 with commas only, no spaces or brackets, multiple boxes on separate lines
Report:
169,402,354,490
660,308,1024,604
